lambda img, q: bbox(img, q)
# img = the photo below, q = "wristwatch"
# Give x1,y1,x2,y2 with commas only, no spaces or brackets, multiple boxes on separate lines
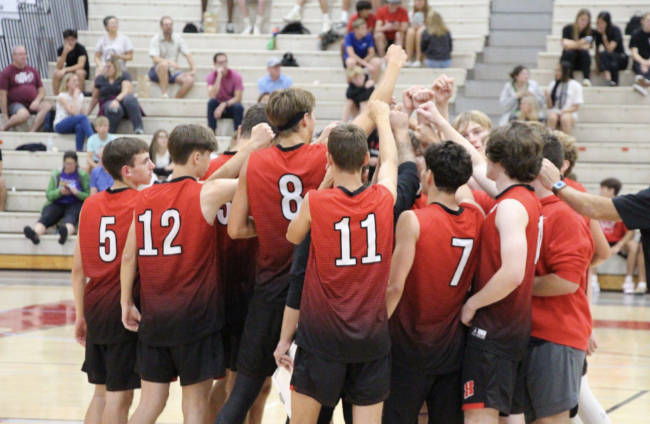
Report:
552,180,567,195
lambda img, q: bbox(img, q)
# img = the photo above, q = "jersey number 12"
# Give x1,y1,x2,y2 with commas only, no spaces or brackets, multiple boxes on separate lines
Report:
138,209,183,256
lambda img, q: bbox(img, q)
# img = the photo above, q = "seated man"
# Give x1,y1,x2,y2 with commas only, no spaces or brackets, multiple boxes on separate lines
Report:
207,52,244,134
149,16,196,99
54,29,89,95
0,45,52,132
346,0,377,33
630,13,650,96
257,58,293,95
345,19,382,81
597,178,647,294
374,0,409,57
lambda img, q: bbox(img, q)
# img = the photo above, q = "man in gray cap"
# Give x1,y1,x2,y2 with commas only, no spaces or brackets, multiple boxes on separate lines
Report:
257,57,293,95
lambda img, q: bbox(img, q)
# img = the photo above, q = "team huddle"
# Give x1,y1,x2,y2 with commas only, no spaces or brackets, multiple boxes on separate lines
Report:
71,45,598,424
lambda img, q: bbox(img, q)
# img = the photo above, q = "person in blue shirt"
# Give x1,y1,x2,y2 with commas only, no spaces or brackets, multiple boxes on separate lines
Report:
344,19,382,81
257,57,293,95
90,147,114,194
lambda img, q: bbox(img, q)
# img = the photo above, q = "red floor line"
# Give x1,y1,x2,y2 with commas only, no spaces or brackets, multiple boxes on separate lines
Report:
0,301,76,338
593,320,650,330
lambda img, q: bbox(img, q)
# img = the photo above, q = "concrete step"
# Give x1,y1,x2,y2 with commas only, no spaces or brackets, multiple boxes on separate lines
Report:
488,30,549,47
530,69,638,87
0,151,64,170
578,105,650,124
552,18,627,36
583,87,650,105
492,0,554,13
53,62,468,86
482,46,540,64
554,3,650,21
574,123,650,143
574,163,650,185
0,234,76,256
6,191,46,213
538,51,602,71
88,2,202,20
473,63,534,80
577,143,650,164
546,34,631,54
462,80,507,98
491,13,552,31
452,96,501,115
4,170,53,191
0,212,40,233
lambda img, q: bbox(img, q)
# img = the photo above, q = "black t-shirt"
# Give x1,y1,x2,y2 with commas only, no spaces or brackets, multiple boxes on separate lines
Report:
594,25,625,55
94,72,132,101
612,187,650,281
562,24,591,41
630,29,650,60
57,42,90,76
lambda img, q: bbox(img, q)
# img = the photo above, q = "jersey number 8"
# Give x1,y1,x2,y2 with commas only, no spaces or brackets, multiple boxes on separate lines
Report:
279,174,304,221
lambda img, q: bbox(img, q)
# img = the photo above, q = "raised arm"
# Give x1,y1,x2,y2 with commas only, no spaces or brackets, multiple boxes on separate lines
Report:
386,210,419,317
200,178,239,225
227,158,257,239
369,100,398,202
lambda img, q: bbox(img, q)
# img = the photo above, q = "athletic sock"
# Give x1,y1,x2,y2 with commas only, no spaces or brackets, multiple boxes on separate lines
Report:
292,4,302,13
255,15,263,26
215,373,266,424
242,16,251,27
578,375,612,424
322,12,330,21
340,11,349,22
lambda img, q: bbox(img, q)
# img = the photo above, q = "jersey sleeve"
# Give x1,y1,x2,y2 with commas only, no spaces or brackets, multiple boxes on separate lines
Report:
613,187,650,231
544,214,592,285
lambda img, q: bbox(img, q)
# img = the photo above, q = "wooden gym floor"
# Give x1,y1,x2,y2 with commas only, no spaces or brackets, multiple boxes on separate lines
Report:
1,271,649,424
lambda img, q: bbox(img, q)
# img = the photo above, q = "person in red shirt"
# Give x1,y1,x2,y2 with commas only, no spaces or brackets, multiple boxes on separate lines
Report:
120,124,272,424
523,130,594,424
275,100,398,423
374,0,409,57
71,137,155,424
346,0,377,32
384,141,484,424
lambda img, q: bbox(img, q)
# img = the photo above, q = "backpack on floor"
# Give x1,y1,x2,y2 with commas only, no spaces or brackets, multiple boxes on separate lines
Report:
281,52,299,67
279,22,310,35
625,13,644,35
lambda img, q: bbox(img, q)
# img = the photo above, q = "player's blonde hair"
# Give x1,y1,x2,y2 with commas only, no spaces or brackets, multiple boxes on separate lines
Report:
452,110,492,134
552,130,579,176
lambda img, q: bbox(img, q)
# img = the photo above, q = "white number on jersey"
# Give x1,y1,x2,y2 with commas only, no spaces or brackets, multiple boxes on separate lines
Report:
279,174,304,220
450,238,474,287
216,202,232,226
534,215,544,265
334,213,382,267
138,209,183,256
99,216,117,262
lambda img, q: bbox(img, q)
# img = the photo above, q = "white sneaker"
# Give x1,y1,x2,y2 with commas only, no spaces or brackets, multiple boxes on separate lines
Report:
161,93,169,99
582,78,592,87
635,281,647,294
633,83,648,96
405,61,414,68
412,60,422,68
283,9,302,22
241,25,252,34
622,279,635,294
253,25,262,35
321,16,332,33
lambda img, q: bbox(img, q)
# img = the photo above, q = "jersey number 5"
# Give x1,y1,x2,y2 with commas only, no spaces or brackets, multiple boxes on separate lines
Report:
334,214,382,266
99,216,117,262
138,209,183,256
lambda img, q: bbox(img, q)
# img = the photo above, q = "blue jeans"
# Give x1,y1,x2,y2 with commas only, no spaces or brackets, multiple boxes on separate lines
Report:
54,115,94,151
207,99,244,132
425,58,452,69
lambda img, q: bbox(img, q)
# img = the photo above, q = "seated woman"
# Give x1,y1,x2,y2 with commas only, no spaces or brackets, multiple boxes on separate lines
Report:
561,9,593,86
499,65,545,126
404,0,428,67
546,61,583,135
88,55,144,134
54,73,94,152
594,11,628,86
149,129,174,179
510,94,543,123
23,151,90,245
420,11,453,69
342,66,374,122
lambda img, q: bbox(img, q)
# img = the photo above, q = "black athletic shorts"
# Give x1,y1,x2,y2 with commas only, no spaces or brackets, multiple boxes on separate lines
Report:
82,338,140,392
290,347,390,409
461,346,525,415
39,202,83,228
222,320,246,372
137,331,225,386
384,363,462,424
236,303,284,377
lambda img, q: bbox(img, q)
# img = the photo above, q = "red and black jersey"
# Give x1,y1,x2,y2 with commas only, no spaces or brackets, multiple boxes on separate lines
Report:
472,189,496,215
410,187,428,210
390,202,484,374
296,184,394,362
79,188,140,344
533,196,593,350
135,176,220,346
600,220,628,244
202,152,258,324
246,143,328,308
467,185,542,361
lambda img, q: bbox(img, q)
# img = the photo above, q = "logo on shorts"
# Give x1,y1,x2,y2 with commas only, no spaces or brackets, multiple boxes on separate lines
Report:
464,381,475,399
471,327,487,340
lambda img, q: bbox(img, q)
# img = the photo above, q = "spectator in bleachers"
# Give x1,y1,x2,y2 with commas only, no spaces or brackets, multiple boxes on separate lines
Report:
374,0,409,58
283,0,332,33
0,45,52,132
452,110,491,154
420,11,453,69
89,147,114,195
53,73,94,153
53,29,89,95
499,65,545,126
88,55,145,135
207,53,244,134
148,17,196,99
0,147,6,211
344,19,382,81
594,11,628,87
94,16,133,76
86,117,116,171
238,0,265,34
597,178,647,294
149,129,174,179
342,66,374,122
561,9,593,87
630,12,650,96
546,61,583,136
23,151,90,245
346,1,376,33
511,94,542,123
404,0,428,67
258,57,293,95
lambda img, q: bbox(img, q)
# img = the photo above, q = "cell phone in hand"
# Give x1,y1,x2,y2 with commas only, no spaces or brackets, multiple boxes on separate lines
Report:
585,36,593,43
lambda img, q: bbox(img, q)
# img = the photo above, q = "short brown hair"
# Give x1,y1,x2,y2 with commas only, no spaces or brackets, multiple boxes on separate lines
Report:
102,137,149,181
553,130,578,176
328,124,368,173
265,88,316,137
168,124,217,165
352,18,366,29
600,177,622,196
485,121,543,183
240,104,276,139
452,110,492,134
94,116,109,127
